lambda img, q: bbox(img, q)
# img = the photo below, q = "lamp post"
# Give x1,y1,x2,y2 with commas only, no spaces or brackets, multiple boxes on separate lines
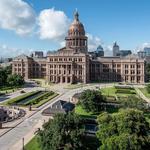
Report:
0,122,2,129
22,137,25,150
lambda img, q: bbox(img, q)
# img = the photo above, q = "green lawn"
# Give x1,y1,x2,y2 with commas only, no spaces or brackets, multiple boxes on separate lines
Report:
75,105,98,118
64,83,85,89
0,86,22,94
139,87,150,98
3,91,58,107
3,91,40,105
101,86,136,97
33,93,58,108
101,87,116,97
25,136,41,150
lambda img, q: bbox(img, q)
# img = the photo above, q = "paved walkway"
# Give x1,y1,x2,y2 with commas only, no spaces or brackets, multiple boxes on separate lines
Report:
135,87,150,103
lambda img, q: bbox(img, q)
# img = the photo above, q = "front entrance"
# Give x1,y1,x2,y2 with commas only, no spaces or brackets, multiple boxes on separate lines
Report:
67,77,71,83
62,77,66,83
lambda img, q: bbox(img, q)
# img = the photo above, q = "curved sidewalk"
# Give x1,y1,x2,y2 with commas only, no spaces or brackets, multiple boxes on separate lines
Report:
135,88,150,103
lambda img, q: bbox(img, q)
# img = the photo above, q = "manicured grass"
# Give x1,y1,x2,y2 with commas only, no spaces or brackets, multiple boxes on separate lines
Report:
139,87,150,98
25,136,41,150
101,87,116,97
24,91,53,105
3,90,58,108
0,86,21,94
3,91,41,105
33,93,58,108
64,83,85,89
75,105,97,118
101,86,136,97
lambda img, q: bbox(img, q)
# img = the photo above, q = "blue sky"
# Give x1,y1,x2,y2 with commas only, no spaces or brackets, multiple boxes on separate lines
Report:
0,0,150,57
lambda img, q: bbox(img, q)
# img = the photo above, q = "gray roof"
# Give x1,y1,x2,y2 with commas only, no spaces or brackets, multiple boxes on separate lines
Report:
13,54,30,61
42,100,75,116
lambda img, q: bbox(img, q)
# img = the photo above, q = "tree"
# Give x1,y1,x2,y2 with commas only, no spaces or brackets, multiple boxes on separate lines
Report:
146,84,150,93
0,68,7,86
7,74,24,87
119,95,146,110
145,63,150,82
79,89,106,113
96,109,150,150
0,65,12,87
38,112,85,150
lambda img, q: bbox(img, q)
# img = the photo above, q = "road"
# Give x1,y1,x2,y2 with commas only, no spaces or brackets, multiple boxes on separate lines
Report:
0,83,119,150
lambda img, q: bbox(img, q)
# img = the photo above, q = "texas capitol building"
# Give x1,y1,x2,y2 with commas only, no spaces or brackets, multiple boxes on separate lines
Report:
12,11,145,84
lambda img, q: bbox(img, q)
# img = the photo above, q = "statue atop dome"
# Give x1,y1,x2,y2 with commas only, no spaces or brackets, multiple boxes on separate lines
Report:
74,9,79,21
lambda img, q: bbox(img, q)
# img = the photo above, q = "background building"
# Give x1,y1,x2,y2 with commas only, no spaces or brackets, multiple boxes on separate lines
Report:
12,11,145,84
144,47,150,56
138,51,146,59
113,42,132,57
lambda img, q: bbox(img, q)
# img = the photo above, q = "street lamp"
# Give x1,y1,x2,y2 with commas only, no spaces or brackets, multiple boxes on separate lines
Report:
22,137,25,150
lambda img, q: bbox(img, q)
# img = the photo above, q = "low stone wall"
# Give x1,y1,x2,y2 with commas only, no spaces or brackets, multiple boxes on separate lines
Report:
0,106,25,123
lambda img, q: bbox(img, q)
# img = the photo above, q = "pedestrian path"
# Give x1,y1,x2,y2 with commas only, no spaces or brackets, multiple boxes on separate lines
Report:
135,88,150,103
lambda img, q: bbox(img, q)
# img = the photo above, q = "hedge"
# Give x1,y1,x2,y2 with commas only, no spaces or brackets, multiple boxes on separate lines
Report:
115,89,136,94
34,93,58,108
6,91,41,105
24,91,54,106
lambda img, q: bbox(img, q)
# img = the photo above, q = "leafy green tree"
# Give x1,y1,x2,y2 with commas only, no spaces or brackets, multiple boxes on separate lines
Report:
0,68,7,86
79,89,106,113
119,95,146,110
145,63,150,82
146,84,150,93
38,112,85,150
0,65,12,87
7,74,24,87
96,109,150,150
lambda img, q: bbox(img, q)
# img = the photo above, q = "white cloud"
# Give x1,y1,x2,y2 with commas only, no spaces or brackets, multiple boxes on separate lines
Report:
104,45,113,56
0,44,33,58
86,33,102,51
0,0,36,35
141,42,150,50
38,8,70,42
135,42,150,53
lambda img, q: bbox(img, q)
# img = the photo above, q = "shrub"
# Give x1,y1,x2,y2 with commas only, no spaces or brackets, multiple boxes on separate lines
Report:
7,91,41,105
146,84,150,93
118,95,146,110
24,91,54,105
115,89,136,94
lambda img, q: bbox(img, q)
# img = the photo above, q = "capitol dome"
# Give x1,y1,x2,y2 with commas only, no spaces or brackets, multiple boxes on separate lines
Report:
65,10,88,53
68,11,85,36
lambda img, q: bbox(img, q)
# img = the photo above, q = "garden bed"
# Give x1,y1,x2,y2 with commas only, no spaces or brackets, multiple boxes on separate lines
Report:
101,86,137,97
4,91,41,105
31,92,58,108
4,90,58,108
0,86,22,94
